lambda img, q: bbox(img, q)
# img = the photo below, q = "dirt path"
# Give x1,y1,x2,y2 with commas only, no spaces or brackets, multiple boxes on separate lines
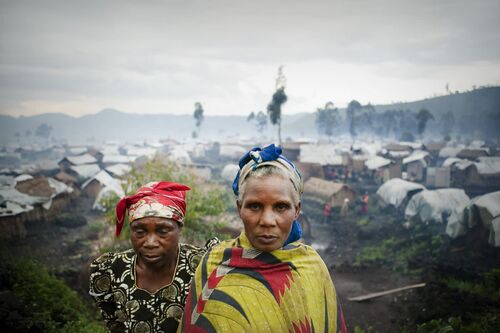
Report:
309,221,420,332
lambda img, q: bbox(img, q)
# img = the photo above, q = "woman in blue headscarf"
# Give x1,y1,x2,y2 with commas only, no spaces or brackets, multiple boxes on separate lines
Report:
178,144,347,332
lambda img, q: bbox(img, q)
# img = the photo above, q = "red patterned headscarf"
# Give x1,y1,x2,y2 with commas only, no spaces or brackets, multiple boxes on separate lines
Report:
115,181,190,236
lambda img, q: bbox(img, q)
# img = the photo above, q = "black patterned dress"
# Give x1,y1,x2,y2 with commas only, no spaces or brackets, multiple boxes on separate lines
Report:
89,241,217,333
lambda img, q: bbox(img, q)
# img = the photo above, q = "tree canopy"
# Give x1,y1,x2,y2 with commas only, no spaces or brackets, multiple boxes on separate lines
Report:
315,101,340,141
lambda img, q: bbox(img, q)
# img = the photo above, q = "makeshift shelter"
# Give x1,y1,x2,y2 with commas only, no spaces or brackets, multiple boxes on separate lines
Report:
221,164,239,182
294,161,325,181
452,157,500,188
303,177,356,208
402,150,430,182
82,170,120,198
376,178,426,210
456,148,489,160
1,177,74,238
281,142,301,162
365,156,401,183
405,189,470,231
459,191,500,246
68,163,101,180
102,154,135,165
92,181,125,211
105,163,132,177
299,144,343,166
58,153,97,171
219,145,247,159
425,167,451,188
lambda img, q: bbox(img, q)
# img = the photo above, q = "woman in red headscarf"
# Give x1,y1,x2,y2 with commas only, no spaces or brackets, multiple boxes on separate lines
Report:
89,181,218,333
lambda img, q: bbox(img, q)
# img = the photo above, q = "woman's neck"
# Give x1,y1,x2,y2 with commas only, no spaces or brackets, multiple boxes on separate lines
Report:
135,247,179,293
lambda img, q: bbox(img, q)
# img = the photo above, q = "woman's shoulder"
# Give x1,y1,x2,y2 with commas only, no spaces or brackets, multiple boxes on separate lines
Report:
180,237,221,254
90,248,135,272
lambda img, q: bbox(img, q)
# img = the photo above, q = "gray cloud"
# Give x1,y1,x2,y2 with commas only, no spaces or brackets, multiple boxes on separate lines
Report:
1,0,499,116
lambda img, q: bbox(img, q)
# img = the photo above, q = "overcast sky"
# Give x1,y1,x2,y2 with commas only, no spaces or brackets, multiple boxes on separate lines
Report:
1,0,499,117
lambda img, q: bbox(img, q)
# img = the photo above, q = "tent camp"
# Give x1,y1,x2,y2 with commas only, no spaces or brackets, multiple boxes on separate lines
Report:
376,178,426,210
303,177,356,207
460,191,500,247
405,188,470,231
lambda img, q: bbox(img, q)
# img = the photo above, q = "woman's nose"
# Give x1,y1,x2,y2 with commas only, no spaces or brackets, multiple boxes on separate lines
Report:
259,208,277,227
144,234,159,247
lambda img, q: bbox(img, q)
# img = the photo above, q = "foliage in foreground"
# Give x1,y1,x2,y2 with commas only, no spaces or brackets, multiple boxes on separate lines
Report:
0,256,105,333
416,315,500,333
101,157,231,244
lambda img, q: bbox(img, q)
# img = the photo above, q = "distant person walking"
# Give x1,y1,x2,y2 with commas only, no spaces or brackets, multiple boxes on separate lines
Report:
323,202,332,224
340,198,350,218
361,192,369,215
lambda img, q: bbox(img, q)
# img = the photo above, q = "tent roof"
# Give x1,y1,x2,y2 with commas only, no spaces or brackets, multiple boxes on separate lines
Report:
475,157,500,175
105,163,131,177
62,153,97,165
221,164,239,182
102,154,134,164
82,170,118,189
365,156,392,170
304,177,354,202
403,150,429,165
69,164,100,179
376,178,426,208
474,191,500,217
299,144,343,166
405,188,469,227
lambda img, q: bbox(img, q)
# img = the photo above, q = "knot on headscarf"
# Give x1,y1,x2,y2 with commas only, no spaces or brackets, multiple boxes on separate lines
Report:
115,181,190,236
232,144,303,196
232,144,303,245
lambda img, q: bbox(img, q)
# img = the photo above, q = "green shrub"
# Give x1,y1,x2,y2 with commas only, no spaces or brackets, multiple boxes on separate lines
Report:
0,256,105,333
417,315,500,333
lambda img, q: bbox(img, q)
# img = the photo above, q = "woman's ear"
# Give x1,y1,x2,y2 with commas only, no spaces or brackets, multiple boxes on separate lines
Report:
236,199,242,216
294,201,301,219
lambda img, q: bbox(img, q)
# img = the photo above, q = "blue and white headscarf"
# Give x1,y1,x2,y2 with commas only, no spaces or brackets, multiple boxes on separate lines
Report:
232,144,304,245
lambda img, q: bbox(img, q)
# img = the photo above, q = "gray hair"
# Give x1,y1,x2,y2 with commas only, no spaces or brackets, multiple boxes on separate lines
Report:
237,164,301,205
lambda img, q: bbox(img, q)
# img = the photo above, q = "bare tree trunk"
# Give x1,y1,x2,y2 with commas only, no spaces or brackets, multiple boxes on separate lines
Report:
278,120,282,146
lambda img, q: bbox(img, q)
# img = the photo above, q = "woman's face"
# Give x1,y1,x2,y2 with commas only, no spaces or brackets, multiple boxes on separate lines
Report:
130,216,180,266
237,175,300,252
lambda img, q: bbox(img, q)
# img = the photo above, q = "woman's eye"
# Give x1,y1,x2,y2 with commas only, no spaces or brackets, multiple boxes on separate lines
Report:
276,203,290,211
247,203,260,210
157,229,170,235
134,229,145,236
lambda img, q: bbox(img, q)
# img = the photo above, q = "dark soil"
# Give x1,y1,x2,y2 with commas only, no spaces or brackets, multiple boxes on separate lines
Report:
306,203,500,333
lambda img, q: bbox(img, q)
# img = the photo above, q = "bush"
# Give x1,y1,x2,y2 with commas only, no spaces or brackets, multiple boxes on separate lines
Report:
0,256,105,333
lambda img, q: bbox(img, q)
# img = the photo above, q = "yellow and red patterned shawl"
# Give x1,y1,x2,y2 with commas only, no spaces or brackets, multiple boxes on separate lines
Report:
179,232,347,333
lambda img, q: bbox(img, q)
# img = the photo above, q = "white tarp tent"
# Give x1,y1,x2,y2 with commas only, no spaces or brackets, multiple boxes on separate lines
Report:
299,144,343,166
221,164,239,182
365,156,392,170
376,178,426,209
461,191,500,246
405,189,470,231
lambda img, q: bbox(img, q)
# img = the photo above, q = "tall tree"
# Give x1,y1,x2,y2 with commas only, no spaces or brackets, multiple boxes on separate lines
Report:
439,111,455,140
247,111,268,134
315,101,340,142
267,66,287,145
346,100,362,140
193,102,204,138
416,108,434,139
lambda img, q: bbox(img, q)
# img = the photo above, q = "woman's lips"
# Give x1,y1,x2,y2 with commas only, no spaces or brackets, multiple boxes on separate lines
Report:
142,253,162,262
256,235,278,244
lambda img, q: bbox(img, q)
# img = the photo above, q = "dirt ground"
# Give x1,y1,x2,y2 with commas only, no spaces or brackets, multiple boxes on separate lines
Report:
309,220,420,332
